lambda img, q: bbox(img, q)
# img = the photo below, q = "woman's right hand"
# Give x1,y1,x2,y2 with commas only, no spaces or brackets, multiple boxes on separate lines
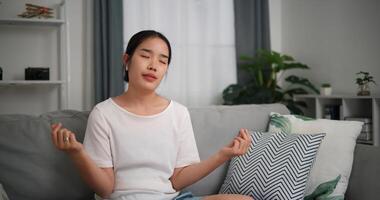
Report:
51,123,84,155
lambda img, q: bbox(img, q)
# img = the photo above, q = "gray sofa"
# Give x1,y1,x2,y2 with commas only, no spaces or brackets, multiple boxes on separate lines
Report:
0,104,379,200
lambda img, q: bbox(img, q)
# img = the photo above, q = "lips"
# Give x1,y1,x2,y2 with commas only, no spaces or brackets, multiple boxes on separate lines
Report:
142,73,157,82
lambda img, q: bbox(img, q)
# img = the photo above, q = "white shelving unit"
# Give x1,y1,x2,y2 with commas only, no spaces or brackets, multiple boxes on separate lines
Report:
0,18,65,26
295,94,380,146
0,80,65,85
0,1,70,112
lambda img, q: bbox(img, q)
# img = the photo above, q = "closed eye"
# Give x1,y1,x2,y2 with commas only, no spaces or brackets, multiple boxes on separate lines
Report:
141,55,150,58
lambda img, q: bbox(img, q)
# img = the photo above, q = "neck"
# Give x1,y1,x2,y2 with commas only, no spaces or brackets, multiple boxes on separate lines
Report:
121,85,159,106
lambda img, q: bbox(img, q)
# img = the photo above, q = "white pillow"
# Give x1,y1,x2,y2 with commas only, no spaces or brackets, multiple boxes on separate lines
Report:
268,112,363,196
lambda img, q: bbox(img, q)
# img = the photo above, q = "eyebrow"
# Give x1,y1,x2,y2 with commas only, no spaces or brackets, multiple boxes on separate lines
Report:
140,48,169,59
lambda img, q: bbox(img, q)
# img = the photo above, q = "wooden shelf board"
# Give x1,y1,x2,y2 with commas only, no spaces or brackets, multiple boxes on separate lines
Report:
0,18,64,26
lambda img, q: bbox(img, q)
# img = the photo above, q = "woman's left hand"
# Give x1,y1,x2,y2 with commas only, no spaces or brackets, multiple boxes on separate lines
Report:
218,128,251,161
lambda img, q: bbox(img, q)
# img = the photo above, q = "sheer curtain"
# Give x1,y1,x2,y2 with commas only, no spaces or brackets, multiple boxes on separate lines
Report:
123,0,236,106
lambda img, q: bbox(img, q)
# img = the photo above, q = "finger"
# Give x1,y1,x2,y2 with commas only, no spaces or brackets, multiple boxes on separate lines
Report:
69,132,78,143
241,129,250,140
58,128,68,148
57,129,63,148
51,125,57,147
243,129,252,146
237,136,250,155
232,139,240,153
63,130,71,147
236,137,246,152
51,123,62,147
238,128,245,137
246,129,252,141
52,123,61,132
51,123,59,129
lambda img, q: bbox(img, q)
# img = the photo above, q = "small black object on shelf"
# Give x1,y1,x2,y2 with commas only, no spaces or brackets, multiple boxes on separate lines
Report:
324,105,340,120
0,66,2,80
25,67,50,80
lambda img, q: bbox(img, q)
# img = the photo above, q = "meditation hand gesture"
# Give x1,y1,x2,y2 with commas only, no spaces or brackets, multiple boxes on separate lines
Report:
219,128,251,161
51,123,84,155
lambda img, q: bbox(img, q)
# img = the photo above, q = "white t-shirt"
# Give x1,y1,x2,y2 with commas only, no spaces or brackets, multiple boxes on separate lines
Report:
83,98,200,200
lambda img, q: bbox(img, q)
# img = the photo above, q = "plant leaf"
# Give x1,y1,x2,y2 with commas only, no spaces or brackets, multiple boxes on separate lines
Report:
274,62,309,73
285,103,304,115
285,75,320,94
283,88,308,97
304,175,341,200
281,54,294,61
222,84,243,105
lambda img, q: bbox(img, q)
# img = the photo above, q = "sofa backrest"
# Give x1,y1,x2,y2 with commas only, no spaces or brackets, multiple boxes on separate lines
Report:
186,103,290,195
0,110,93,200
0,103,290,199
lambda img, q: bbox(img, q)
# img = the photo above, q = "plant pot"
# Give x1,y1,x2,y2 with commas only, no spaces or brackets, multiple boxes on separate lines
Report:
320,87,332,96
357,83,370,96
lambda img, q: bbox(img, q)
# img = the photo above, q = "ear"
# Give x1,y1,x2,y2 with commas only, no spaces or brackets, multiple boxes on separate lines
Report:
122,54,130,67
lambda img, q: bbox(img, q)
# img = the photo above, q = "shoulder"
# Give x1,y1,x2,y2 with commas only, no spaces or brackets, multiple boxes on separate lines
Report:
93,98,114,111
88,98,114,120
169,100,193,127
170,100,190,115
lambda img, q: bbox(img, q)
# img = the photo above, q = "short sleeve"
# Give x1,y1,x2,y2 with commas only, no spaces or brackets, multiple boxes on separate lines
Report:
83,107,113,168
175,108,200,168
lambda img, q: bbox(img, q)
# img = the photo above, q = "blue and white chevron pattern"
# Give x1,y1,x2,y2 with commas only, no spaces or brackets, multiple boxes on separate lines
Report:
219,131,325,200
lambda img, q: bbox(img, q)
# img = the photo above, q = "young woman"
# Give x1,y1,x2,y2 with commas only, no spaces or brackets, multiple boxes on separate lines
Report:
51,30,253,200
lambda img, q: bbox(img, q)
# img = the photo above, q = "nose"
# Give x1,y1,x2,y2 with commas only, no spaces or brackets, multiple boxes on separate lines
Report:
147,59,158,72
147,65,157,72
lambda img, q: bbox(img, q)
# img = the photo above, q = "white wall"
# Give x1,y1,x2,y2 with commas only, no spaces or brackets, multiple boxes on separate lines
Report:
269,0,281,53
0,0,93,115
270,0,380,95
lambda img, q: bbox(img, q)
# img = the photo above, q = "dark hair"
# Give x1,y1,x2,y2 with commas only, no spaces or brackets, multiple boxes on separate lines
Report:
124,30,172,82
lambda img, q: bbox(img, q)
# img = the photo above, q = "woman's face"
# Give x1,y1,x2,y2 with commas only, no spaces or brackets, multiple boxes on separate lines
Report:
125,37,170,92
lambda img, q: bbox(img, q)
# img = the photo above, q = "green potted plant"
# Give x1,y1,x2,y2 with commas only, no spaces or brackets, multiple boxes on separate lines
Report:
222,49,319,114
320,83,332,96
356,71,376,96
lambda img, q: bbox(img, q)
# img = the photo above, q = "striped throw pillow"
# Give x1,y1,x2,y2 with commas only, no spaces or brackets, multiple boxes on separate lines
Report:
219,131,325,200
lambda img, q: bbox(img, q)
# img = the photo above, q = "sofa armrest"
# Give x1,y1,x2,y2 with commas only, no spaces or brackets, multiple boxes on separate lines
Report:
345,144,380,200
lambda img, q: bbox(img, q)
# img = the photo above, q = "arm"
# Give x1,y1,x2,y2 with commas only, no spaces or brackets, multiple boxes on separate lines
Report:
170,128,251,191
51,123,114,198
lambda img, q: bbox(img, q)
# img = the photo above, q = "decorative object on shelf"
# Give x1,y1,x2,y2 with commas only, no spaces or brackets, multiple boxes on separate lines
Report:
222,49,319,114
345,117,373,143
320,83,332,96
25,67,49,80
356,71,376,96
0,66,2,80
18,3,53,19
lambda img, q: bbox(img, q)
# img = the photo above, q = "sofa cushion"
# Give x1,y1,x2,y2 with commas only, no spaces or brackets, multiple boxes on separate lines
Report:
268,112,363,197
219,131,325,200
0,110,93,200
185,104,290,195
